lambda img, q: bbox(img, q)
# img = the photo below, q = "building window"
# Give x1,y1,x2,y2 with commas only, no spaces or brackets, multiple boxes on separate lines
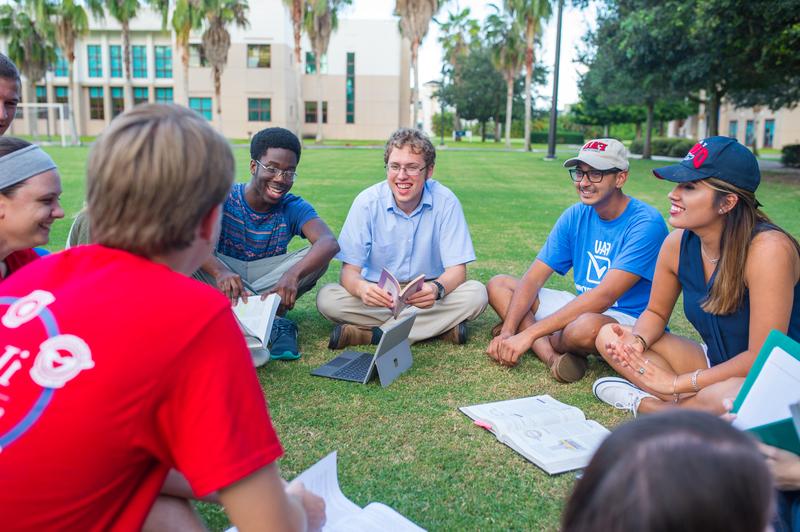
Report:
132,45,147,78
764,119,775,148
111,87,124,117
247,45,271,68
133,87,149,105
155,87,173,103
248,98,271,121
88,45,102,77
54,86,70,119
35,85,48,118
155,46,172,78
189,44,208,67
304,101,327,123
305,51,327,74
89,87,104,120
346,52,355,124
54,48,68,77
728,120,738,140
745,119,755,146
189,97,212,120
109,45,122,78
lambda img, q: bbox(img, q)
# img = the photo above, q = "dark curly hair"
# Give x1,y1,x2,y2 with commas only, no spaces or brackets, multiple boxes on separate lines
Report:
0,52,21,83
250,127,302,163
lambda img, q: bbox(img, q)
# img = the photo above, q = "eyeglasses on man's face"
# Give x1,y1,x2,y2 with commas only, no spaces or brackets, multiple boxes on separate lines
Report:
254,159,298,182
385,163,427,177
568,167,620,183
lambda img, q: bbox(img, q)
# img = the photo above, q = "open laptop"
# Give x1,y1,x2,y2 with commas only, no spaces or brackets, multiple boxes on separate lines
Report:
311,313,416,387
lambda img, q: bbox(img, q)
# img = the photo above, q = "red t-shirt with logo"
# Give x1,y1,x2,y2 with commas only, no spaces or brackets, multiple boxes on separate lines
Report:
0,245,283,531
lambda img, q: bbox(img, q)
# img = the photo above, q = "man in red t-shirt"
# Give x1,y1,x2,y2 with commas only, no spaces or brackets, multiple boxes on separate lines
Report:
0,105,324,531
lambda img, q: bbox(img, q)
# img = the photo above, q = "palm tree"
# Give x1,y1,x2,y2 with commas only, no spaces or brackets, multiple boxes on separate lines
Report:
47,0,103,144
104,0,142,110
505,0,551,151
486,5,525,148
0,0,55,138
395,0,439,129
283,0,305,136
436,7,478,134
163,0,203,105
304,0,350,143
200,0,249,130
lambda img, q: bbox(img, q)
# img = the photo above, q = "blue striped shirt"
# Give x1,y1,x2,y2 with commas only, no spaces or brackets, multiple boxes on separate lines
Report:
216,183,318,261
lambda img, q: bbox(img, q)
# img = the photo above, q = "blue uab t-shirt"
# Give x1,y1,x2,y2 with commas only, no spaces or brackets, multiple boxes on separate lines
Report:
536,197,668,317
216,183,318,261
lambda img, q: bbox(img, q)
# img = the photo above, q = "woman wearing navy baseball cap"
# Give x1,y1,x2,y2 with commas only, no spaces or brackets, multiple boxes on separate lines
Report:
592,136,800,415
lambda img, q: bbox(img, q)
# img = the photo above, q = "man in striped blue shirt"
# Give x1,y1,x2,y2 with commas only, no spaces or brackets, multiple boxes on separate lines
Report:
197,128,339,363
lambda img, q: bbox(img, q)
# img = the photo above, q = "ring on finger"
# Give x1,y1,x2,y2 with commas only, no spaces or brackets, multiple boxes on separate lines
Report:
638,366,646,375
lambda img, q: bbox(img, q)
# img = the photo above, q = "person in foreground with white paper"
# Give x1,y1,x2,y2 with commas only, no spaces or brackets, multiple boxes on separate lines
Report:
594,137,800,415
0,105,324,531
562,410,773,532
316,128,487,348
486,139,668,383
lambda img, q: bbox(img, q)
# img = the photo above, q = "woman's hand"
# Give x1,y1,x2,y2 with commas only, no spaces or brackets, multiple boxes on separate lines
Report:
615,341,679,396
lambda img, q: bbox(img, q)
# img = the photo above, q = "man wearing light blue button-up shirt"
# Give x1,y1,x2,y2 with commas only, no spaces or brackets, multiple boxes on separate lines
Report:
317,128,487,347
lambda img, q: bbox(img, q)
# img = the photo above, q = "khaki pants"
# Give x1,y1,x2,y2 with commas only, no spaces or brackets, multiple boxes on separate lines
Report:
193,247,328,299
316,280,488,344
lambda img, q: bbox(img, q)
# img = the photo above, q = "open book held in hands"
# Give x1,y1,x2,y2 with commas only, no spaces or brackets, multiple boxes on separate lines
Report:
226,451,425,532
232,293,281,351
460,394,610,475
377,268,426,319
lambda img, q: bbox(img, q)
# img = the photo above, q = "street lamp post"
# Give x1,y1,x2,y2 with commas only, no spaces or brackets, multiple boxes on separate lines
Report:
546,0,564,160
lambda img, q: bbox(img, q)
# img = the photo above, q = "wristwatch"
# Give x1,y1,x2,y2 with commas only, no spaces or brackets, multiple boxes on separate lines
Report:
431,280,446,301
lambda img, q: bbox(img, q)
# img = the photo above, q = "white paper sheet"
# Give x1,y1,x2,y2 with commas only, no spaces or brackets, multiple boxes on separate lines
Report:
734,346,800,430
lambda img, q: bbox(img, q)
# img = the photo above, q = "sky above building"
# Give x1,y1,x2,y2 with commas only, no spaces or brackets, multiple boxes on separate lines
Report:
345,0,597,109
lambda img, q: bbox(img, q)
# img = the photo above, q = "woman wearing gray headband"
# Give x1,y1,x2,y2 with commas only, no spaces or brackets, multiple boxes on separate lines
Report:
0,137,64,281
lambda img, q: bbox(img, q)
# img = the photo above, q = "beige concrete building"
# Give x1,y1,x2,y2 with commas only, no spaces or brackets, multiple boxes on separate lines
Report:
3,2,410,140
669,99,800,150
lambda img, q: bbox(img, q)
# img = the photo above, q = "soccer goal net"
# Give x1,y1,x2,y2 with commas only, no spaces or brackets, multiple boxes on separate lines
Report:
12,103,74,147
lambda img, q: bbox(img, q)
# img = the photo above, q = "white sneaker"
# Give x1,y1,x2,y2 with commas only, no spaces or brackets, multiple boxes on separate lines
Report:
592,377,655,417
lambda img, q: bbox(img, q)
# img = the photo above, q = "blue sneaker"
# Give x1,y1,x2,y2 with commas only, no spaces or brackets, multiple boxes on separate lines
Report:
269,317,300,361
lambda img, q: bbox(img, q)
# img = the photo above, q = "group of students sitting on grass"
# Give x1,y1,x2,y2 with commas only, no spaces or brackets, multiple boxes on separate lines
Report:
1,47,799,530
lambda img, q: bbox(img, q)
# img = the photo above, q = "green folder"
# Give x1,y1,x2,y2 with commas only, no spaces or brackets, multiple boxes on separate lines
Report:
732,330,800,453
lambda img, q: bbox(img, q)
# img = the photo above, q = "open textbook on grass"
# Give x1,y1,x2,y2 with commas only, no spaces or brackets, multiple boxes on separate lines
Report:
227,451,424,532
377,268,426,319
232,293,281,351
460,395,610,475
732,330,800,454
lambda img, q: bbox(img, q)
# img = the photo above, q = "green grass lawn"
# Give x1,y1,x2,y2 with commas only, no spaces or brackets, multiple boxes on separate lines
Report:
42,145,800,531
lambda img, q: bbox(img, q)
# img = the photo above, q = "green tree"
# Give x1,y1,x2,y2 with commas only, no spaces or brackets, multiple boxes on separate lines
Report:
505,0,551,151
283,0,306,136
442,44,506,142
0,0,55,138
485,4,525,147
166,0,204,106
103,0,142,109
304,0,351,143
395,0,440,128
200,0,249,129
435,7,479,133
44,0,103,144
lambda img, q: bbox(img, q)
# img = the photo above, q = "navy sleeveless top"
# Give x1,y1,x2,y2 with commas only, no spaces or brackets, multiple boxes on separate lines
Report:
678,228,800,366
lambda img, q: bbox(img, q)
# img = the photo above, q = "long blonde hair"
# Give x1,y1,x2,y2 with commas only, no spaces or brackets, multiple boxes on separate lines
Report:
702,177,800,315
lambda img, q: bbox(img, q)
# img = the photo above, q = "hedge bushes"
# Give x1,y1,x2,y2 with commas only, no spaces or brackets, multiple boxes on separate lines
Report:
530,131,585,144
782,144,800,168
628,137,696,157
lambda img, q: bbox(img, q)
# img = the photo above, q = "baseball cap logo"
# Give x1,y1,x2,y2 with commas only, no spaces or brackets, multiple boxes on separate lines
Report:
684,142,709,169
582,140,608,152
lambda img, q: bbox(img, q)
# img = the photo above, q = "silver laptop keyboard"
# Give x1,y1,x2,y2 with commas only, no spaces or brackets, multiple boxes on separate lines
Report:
332,352,373,380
